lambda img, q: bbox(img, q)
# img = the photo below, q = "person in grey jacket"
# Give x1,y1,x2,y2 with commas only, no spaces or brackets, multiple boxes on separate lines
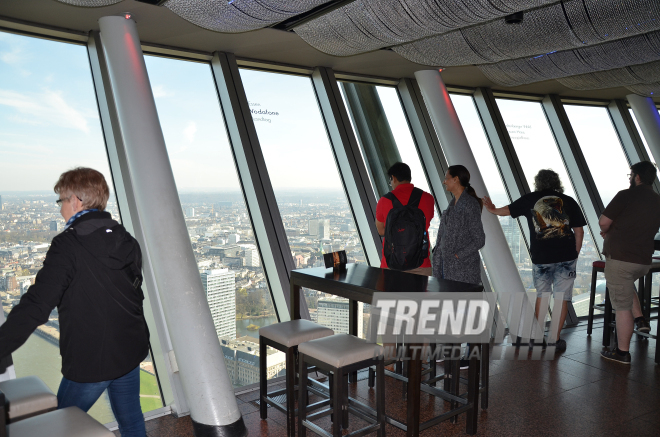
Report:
433,165,485,285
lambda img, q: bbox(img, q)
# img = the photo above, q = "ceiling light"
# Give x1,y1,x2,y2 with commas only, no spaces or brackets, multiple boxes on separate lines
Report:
504,12,524,25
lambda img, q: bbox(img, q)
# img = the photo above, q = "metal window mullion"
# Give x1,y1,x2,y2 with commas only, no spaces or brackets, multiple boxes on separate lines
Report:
86,30,182,413
210,52,305,322
311,67,382,266
608,100,660,193
397,78,451,210
472,88,531,248
542,95,604,255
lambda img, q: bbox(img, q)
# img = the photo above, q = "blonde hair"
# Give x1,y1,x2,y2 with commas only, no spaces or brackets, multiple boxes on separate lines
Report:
54,167,110,210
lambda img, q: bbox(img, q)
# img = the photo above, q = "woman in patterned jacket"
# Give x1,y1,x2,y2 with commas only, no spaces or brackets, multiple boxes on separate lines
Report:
433,165,485,285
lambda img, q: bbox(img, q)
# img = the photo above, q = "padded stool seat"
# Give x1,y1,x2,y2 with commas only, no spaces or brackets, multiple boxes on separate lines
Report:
593,260,606,269
259,320,334,437
6,406,113,437
299,334,383,368
260,319,334,347
0,376,57,422
298,334,385,437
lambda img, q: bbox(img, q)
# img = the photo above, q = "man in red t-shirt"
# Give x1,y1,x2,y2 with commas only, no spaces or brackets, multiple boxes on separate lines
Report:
376,162,435,276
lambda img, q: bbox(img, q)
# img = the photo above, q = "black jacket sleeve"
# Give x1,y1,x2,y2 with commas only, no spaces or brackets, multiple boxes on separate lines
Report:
0,236,75,359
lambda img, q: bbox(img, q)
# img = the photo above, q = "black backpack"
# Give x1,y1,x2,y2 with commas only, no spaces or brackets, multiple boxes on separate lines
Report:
383,188,429,270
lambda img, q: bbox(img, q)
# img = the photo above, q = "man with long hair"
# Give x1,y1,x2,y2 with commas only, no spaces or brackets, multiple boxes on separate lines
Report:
484,169,586,352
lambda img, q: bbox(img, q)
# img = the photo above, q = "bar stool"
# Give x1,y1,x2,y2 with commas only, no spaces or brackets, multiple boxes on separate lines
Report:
587,260,606,335
298,334,385,437
639,258,660,328
0,376,57,422
259,320,334,437
1,404,113,437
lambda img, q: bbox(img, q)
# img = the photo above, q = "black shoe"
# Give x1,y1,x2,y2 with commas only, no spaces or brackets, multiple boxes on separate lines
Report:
547,338,566,352
635,318,651,333
459,359,470,370
601,349,631,364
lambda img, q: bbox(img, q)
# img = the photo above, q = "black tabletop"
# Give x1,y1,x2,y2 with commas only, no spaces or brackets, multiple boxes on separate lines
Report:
290,263,483,305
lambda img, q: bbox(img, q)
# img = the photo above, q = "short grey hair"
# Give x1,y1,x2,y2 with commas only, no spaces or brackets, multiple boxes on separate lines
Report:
534,169,564,193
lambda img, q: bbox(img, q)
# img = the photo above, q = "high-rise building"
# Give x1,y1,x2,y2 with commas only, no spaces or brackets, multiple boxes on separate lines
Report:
317,297,363,338
310,219,331,239
319,220,331,240
308,219,319,236
50,220,59,232
0,194,3,210
244,248,261,267
185,207,195,218
201,269,236,339
228,234,240,244
501,216,523,264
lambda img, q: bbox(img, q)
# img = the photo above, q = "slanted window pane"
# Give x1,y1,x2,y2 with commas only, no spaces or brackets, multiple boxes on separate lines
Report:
496,99,598,315
339,83,440,246
629,109,657,166
145,57,280,388
450,94,531,287
564,105,629,207
0,32,164,423
239,69,366,335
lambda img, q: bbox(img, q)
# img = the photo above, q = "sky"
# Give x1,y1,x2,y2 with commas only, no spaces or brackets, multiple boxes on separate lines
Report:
0,30,654,213
0,32,114,194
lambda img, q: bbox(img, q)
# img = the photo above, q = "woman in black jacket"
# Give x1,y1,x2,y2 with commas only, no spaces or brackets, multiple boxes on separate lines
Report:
433,165,486,285
0,168,149,437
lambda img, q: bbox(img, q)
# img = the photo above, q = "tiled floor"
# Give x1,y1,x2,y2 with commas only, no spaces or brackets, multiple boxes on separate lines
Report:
127,320,660,437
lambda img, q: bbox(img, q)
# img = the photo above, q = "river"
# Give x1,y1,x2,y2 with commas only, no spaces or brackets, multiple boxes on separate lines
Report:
12,334,116,424
10,317,279,425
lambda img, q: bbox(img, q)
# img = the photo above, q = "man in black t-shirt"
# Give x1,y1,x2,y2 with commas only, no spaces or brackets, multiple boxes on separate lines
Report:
484,170,586,352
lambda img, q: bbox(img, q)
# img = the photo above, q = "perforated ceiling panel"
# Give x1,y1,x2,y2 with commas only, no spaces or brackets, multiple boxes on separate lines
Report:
478,31,660,87
625,82,660,97
394,0,660,67
163,0,329,33
56,0,122,5
294,0,555,57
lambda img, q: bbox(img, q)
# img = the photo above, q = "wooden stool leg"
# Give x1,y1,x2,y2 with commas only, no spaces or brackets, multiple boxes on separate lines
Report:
298,353,308,437
376,360,385,437
332,369,342,437
368,366,375,388
449,357,459,424
588,267,598,335
481,342,489,410
259,336,268,420
342,374,349,429
466,344,481,435
286,348,296,437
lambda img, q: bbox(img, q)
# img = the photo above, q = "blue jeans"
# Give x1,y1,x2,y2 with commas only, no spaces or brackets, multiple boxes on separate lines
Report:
532,259,577,301
57,366,146,437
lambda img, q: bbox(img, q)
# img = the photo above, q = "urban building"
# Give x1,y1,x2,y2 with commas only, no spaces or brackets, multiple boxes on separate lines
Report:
49,221,59,232
220,336,285,387
185,207,195,218
243,248,260,268
200,269,236,340
317,297,364,338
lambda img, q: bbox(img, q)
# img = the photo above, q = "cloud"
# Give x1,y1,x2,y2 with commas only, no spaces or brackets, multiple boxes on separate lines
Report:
183,121,197,143
0,89,90,133
152,85,172,98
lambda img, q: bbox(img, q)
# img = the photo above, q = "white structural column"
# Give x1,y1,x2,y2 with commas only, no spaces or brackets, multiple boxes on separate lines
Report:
414,70,526,297
628,94,660,164
98,17,245,436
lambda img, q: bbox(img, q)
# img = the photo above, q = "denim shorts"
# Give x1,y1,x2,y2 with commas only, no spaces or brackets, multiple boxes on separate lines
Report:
532,259,577,301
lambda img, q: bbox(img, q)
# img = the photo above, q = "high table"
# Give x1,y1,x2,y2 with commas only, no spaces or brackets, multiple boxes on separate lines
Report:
290,263,484,436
